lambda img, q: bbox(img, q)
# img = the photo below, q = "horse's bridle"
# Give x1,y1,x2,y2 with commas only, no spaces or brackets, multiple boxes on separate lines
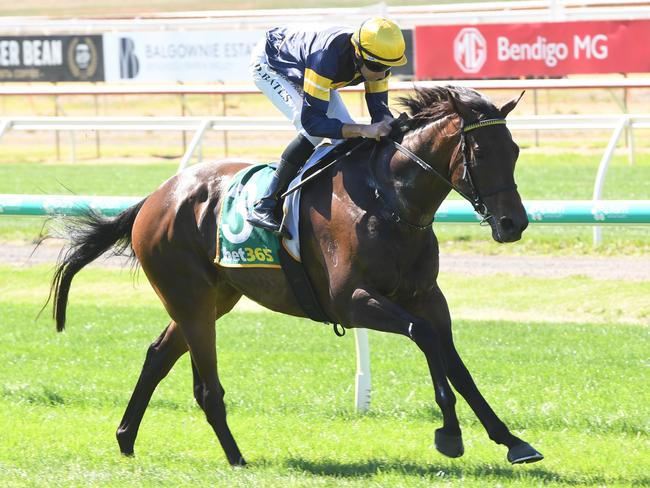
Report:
388,116,516,226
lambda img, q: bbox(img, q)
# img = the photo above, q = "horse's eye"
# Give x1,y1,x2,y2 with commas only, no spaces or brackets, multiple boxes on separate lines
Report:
474,145,492,161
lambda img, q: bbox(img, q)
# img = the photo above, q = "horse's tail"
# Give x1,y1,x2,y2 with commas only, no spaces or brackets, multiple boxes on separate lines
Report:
48,198,147,332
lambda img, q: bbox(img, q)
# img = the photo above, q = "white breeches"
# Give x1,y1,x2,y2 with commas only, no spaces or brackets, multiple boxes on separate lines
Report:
249,38,354,146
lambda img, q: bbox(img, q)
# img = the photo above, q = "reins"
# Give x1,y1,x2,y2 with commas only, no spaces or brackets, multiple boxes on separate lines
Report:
281,113,515,229
281,139,371,199
386,114,514,227
389,139,474,201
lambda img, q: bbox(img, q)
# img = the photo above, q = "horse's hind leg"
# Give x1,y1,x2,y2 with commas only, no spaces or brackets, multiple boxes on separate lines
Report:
151,264,245,466
181,311,245,466
116,281,242,463
116,321,188,455
187,288,245,466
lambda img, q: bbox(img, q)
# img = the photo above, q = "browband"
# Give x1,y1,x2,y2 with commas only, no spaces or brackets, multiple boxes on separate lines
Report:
463,118,507,133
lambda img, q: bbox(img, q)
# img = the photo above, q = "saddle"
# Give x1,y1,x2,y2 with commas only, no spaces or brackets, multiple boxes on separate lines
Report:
215,116,410,325
214,145,352,324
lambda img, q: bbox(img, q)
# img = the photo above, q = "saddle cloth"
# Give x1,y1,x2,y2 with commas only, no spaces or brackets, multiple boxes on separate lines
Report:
215,142,339,268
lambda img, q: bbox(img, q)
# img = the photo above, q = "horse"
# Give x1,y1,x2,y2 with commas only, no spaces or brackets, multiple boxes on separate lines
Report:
48,86,542,467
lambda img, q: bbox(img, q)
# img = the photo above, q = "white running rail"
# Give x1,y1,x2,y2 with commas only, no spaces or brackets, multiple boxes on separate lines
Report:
1,78,649,97
1,113,648,186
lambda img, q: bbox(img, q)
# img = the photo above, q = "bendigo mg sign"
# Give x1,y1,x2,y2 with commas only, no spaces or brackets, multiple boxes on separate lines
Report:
416,20,650,78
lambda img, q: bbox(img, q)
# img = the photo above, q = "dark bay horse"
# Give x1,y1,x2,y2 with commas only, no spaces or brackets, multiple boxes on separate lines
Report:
49,86,542,467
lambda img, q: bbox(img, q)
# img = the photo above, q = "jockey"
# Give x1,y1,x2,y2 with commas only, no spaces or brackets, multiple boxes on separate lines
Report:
247,16,407,235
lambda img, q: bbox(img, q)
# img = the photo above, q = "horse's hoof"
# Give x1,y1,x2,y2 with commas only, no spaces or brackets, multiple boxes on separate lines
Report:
116,429,134,457
434,428,464,458
508,442,544,464
230,457,247,468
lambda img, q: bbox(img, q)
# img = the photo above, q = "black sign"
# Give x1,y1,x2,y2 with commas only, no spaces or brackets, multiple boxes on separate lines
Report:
0,35,104,82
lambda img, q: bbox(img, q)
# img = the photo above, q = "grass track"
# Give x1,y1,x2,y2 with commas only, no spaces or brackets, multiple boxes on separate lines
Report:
1,265,648,487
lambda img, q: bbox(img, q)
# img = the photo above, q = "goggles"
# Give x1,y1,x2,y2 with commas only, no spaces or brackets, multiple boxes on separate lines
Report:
363,58,391,73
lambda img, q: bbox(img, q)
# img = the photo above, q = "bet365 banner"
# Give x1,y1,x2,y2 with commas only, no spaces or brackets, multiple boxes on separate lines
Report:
0,35,104,82
415,20,650,78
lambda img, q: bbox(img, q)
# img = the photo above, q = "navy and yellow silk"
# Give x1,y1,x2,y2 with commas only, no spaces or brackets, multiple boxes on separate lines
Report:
264,26,392,139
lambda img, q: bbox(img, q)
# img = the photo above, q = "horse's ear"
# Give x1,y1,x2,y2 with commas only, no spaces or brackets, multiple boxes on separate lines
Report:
446,88,474,121
499,91,525,118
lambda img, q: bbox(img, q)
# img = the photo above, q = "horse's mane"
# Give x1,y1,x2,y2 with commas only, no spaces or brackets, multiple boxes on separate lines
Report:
397,85,501,131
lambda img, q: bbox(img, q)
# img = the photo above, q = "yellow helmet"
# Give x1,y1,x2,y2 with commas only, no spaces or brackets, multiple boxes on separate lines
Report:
351,17,407,67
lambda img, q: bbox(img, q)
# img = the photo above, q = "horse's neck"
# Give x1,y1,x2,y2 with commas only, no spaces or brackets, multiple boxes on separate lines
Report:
382,117,459,226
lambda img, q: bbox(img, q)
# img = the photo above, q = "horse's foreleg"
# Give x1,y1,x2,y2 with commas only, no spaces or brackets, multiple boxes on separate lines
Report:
427,290,544,464
442,334,544,464
348,287,463,458
116,321,188,455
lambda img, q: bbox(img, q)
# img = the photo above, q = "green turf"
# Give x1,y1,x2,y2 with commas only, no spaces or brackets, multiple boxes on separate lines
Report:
0,265,648,486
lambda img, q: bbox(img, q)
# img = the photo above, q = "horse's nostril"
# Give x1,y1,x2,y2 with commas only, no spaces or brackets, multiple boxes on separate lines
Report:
499,216,514,231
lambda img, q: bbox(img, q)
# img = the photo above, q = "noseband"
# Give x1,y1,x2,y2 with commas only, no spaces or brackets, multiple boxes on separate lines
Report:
389,116,516,225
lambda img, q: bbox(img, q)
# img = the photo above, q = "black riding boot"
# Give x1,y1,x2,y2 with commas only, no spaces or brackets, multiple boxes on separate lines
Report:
247,134,314,236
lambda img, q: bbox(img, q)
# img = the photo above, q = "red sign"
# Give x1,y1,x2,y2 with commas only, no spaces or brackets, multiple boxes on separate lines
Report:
415,20,650,78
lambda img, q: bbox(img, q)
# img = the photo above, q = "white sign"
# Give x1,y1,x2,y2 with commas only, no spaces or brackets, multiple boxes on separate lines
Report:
496,35,608,68
103,30,263,83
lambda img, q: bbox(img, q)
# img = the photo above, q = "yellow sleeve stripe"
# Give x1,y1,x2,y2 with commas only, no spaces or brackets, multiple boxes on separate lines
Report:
365,77,389,94
304,68,331,101
331,74,362,89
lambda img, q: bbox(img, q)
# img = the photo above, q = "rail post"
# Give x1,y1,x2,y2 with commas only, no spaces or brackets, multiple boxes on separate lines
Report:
354,328,371,412
0,120,10,140
181,93,187,154
221,93,229,157
54,95,60,161
94,94,101,159
592,116,628,246
533,88,539,147
177,120,211,172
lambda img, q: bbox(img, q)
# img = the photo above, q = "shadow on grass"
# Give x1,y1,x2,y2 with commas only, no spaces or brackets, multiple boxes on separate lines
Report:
285,457,646,486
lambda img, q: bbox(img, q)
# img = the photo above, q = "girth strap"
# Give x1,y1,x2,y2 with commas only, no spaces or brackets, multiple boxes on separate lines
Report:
278,244,338,326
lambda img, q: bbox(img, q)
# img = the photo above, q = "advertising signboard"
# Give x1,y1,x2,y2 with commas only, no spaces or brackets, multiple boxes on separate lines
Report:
415,20,650,78
0,35,104,82
103,31,263,83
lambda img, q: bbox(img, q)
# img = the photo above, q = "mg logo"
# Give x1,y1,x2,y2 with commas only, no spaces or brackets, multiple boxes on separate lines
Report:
454,27,487,73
